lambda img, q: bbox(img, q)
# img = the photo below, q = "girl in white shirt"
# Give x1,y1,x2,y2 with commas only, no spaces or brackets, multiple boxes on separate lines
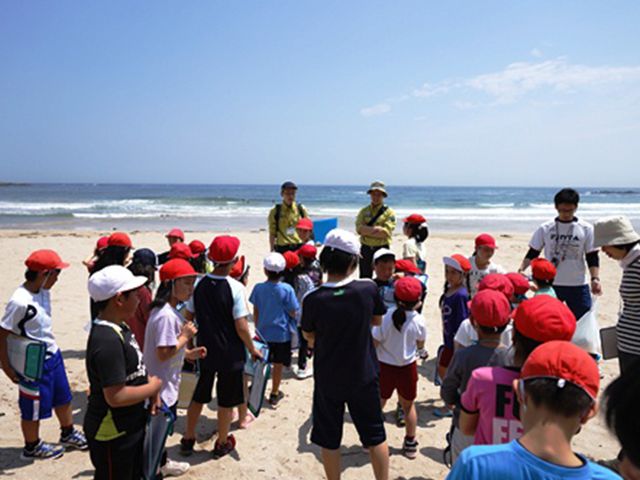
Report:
467,233,505,298
401,214,429,273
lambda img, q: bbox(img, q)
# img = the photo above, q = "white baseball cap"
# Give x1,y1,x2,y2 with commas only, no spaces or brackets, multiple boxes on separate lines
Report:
88,265,148,302
263,252,286,273
373,248,395,263
323,228,361,256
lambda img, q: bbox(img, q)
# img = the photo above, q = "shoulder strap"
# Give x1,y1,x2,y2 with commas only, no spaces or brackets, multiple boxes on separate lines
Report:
367,205,388,227
298,203,305,218
274,204,282,230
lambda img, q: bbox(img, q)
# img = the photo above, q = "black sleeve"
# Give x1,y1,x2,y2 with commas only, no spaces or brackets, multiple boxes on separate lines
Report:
586,251,600,268
371,283,386,316
92,333,127,388
301,295,315,333
525,247,541,260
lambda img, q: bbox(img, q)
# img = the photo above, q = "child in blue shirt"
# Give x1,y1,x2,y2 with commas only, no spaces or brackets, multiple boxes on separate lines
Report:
249,252,299,406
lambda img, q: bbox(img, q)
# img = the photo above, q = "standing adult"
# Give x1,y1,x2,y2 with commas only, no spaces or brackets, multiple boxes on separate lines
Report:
594,215,640,374
158,228,185,265
356,181,396,278
268,181,309,253
518,188,601,321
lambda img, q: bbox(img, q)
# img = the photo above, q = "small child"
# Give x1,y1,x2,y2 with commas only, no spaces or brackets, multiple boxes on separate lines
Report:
395,259,428,309
126,248,157,352
372,277,427,459
144,259,207,477
82,236,109,273
401,214,429,273
188,239,210,274
296,218,315,246
297,244,322,287
531,258,558,298
373,248,396,310
467,234,505,298
249,252,300,406
505,272,531,306
441,289,512,464
449,341,620,479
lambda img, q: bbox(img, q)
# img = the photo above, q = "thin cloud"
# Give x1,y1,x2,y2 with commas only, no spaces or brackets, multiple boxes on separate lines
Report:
360,103,391,117
530,48,544,58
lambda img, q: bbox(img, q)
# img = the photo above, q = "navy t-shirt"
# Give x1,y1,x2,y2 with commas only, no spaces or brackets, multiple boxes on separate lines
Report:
301,278,385,397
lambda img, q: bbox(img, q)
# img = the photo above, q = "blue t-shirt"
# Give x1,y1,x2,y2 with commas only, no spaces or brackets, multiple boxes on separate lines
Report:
249,281,299,343
447,439,621,480
441,287,469,349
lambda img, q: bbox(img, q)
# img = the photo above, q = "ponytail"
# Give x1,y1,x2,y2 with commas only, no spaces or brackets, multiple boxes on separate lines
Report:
149,281,172,311
393,298,420,331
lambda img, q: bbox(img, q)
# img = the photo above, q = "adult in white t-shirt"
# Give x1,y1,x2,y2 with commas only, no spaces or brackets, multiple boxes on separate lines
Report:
467,234,505,298
518,188,601,321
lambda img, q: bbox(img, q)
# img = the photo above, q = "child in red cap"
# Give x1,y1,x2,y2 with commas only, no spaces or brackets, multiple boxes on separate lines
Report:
468,234,505,298
401,214,429,273
158,228,185,265
297,243,322,287
459,296,577,449
295,217,315,246
449,341,619,479
441,289,513,464
372,277,427,459
531,258,558,299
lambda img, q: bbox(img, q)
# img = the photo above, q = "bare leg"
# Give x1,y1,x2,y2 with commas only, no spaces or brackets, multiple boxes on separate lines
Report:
399,396,417,438
54,403,74,429
369,442,389,480
183,402,204,440
271,363,283,395
21,420,39,444
217,407,233,444
321,447,341,480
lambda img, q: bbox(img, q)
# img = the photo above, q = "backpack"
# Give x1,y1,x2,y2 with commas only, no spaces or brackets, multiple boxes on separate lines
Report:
274,203,306,239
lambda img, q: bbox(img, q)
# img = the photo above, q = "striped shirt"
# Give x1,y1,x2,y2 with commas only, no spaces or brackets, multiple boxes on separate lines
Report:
618,246,640,355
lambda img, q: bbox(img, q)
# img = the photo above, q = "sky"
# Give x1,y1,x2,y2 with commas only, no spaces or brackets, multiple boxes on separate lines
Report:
1,1,640,187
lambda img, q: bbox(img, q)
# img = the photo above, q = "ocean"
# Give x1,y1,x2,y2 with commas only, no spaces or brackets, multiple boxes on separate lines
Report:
1,183,639,233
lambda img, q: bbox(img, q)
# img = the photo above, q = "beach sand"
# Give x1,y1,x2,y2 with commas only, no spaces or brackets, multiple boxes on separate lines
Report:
0,229,624,479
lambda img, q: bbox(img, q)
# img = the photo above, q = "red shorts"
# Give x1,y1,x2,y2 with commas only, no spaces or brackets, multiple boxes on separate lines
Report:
379,361,418,401
438,346,454,369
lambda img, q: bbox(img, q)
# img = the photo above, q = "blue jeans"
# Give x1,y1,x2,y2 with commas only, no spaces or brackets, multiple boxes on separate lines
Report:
554,285,592,320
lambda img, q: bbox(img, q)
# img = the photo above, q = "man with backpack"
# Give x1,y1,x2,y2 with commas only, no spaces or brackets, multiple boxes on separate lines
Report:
268,181,309,253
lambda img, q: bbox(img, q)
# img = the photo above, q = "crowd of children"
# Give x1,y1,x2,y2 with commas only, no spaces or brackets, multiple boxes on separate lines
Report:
1,185,638,480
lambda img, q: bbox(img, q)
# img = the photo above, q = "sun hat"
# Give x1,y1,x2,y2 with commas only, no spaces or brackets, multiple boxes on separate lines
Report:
323,229,360,256
521,340,600,401
208,236,240,264
188,240,206,256
478,273,515,300
593,215,640,248
132,248,157,268
166,228,185,240
403,214,427,224
367,181,388,197
470,289,512,328
96,236,109,251
108,232,132,248
395,259,420,274
168,242,196,261
296,244,318,259
281,181,298,191
88,265,147,302
475,233,498,249
283,251,300,270
531,258,557,282
296,218,313,231
506,272,531,296
160,259,197,283
230,255,248,279
25,250,70,271
373,248,395,263
443,254,472,273
264,252,286,273
513,295,576,343
395,277,423,303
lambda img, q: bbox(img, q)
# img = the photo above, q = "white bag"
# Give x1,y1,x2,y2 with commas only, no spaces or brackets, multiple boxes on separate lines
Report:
571,296,602,356
177,369,199,410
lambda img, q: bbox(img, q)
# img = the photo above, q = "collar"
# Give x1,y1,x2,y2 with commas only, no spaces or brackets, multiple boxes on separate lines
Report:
554,216,578,224
620,244,640,269
322,278,354,289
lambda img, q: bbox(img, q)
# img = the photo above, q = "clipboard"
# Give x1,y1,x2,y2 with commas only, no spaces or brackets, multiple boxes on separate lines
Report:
599,326,618,360
6,334,46,382
143,403,176,480
246,329,271,417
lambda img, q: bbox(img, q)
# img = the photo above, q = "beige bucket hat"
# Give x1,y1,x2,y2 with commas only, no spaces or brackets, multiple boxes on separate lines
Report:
593,215,640,247
367,180,387,197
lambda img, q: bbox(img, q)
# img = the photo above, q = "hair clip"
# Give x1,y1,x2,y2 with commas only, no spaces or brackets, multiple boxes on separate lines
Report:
557,379,566,388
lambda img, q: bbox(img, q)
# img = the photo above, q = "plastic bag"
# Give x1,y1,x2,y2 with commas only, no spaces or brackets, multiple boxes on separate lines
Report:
571,296,602,356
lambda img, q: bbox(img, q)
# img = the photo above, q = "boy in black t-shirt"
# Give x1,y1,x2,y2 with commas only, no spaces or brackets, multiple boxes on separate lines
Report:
86,265,163,480
302,229,389,480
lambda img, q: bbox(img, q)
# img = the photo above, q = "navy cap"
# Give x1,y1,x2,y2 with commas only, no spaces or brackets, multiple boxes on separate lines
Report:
132,248,157,269
281,181,298,190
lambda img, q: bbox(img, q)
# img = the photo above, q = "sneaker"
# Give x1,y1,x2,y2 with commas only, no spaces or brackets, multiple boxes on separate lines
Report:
212,434,236,459
295,366,313,380
395,403,406,427
60,428,88,451
402,436,418,460
179,437,195,457
161,458,190,477
269,391,284,407
21,440,64,460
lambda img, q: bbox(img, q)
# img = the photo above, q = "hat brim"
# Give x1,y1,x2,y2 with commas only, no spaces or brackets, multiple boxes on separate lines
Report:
367,188,388,197
56,262,71,270
119,276,148,294
443,256,463,272
594,232,640,248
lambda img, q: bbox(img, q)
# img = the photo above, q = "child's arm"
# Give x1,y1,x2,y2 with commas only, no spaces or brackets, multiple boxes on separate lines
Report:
440,354,462,408
371,314,383,327
302,330,315,349
103,375,162,408
459,410,479,436
156,321,198,362
0,328,19,383
253,306,259,328
235,316,263,360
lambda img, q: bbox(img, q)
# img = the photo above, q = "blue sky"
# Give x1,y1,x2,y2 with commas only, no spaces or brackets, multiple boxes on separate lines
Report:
1,1,639,186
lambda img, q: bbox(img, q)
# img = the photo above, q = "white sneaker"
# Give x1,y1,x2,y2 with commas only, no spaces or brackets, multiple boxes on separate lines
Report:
295,367,313,379
161,458,190,477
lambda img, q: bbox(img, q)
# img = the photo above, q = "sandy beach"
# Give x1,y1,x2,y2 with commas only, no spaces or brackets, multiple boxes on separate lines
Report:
0,229,625,479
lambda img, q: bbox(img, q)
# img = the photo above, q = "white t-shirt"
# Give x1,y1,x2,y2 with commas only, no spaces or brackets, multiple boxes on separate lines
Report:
468,256,505,297
1,286,59,355
372,308,426,366
529,218,596,286
454,318,513,350
402,238,426,264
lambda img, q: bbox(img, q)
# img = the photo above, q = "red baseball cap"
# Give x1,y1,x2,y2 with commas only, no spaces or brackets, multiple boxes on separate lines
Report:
96,236,109,251
208,235,240,264
475,233,498,249
166,228,185,240
514,295,576,342
25,249,70,271
283,250,300,270
107,232,132,248
531,258,557,282
296,218,313,231
395,276,423,303
230,255,247,279
478,273,515,300
521,340,600,401
470,289,512,328
296,244,317,259
443,254,472,273
395,259,420,274
506,272,531,296
403,213,427,224
168,242,196,260
160,259,197,283
188,240,206,256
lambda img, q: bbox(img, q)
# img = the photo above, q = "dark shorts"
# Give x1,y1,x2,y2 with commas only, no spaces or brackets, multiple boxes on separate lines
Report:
554,284,592,321
438,346,454,369
379,361,418,401
88,429,144,480
274,244,303,253
192,368,244,408
311,380,386,450
268,341,292,367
